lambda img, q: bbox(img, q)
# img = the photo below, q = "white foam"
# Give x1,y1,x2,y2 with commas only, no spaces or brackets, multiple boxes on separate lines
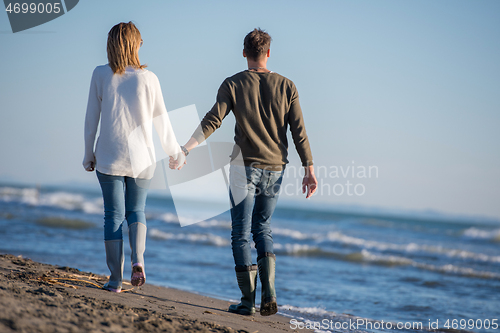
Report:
273,227,319,240
0,187,39,204
149,228,229,247
271,227,499,267
197,219,231,229
274,243,500,279
80,198,103,214
463,227,500,241
360,250,414,266
280,304,333,317
414,262,500,280
157,212,180,224
274,244,412,266
156,212,231,228
362,250,500,280
279,305,376,333
274,243,320,254
324,231,500,264
0,186,103,214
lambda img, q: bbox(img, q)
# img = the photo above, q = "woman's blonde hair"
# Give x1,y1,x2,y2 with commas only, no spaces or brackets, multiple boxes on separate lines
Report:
107,22,147,75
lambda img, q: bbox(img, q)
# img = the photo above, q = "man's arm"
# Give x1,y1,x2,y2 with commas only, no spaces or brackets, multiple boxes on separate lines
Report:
288,86,313,167
169,80,233,170
191,80,233,145
288,84,317,198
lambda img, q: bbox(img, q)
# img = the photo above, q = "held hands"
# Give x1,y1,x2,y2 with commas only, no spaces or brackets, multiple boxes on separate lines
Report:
169,151,186,170
302,166,318,199
170,142,196,170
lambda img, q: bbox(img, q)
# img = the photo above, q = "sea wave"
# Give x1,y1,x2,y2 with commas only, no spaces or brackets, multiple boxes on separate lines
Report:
273,227,318,240
0,187,38,203
274,244,413,266
279,305,475,333
3,186,497,264
148,228,229,247
157,212,180,224
462,227,500,242
271,226,500,264
279,304,334,318
274,243,500,280
413,262,500,280
0,186,103,214
323,231,500,264
279,305,398,333
278,305,341,333
156,213,231,229
197,219,231,229
35,217,96,230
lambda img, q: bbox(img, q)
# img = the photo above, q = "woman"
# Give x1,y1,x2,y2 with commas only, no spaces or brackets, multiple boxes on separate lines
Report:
83,22,184,292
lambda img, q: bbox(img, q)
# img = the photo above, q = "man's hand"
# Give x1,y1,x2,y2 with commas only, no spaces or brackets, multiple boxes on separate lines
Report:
302,165,317,199
169,151,186,170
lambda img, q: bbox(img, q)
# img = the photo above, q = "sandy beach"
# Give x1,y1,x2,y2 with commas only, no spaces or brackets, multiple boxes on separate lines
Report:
0,254,306,333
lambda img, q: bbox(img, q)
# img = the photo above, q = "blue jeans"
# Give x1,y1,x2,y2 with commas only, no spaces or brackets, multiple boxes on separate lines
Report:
229,165,284,267
96,171,150,241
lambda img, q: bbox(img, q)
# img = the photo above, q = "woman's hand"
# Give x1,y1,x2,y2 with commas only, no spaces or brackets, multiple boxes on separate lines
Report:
169,152,186,170
85,162,95,172
169,139,198,170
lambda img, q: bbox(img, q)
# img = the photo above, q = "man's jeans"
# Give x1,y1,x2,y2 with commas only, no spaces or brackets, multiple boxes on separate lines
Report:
96,171,150,241
229,165,284,267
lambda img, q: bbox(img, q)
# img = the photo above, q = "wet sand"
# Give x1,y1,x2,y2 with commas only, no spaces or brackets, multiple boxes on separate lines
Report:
0,254,306,333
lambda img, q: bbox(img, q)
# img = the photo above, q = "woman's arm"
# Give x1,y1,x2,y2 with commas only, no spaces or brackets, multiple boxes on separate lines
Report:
150,73,186,169
83,68,101,172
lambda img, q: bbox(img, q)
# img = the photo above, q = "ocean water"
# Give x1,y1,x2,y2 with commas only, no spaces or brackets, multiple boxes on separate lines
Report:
1,183,499,333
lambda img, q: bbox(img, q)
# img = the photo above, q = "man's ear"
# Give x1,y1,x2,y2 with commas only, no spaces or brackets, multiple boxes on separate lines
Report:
243,49,247,58
266,49,270,58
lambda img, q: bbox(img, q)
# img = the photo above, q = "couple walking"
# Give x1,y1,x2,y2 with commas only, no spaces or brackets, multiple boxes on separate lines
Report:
83,22,317,316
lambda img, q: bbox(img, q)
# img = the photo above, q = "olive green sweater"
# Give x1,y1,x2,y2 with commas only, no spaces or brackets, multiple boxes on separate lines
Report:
192,70,313,170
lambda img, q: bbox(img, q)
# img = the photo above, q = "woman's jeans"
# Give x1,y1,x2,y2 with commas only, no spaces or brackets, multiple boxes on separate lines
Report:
229,165,284,268
96,171,150,241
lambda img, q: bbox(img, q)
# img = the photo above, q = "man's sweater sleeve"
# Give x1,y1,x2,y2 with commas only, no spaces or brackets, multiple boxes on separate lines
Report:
83,68,101,169
192,80,233,144
288,84,313,167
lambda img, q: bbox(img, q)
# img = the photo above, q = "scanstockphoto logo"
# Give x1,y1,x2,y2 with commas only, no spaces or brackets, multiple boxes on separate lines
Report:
3,0,79,33
128,105,242,228
128,105,380,227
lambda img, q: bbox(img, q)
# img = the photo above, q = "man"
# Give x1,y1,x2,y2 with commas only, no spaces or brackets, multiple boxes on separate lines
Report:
170,28,317,316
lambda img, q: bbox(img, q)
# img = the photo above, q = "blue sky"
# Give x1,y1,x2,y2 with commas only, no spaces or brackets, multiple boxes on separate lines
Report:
1,0,499,219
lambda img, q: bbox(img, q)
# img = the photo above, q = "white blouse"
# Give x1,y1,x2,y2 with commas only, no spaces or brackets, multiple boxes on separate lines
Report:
83,65,181,179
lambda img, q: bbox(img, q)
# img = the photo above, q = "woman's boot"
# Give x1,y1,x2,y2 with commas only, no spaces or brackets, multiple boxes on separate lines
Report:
228,265,258,315
258,253,277,316
129,222,147,286
103,240,124,292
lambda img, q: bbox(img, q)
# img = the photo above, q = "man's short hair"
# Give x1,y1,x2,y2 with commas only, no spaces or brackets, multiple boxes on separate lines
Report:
244,28,272,61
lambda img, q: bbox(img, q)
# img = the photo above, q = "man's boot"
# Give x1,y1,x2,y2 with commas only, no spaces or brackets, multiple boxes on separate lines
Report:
228,265,258,315
258,253,277,316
